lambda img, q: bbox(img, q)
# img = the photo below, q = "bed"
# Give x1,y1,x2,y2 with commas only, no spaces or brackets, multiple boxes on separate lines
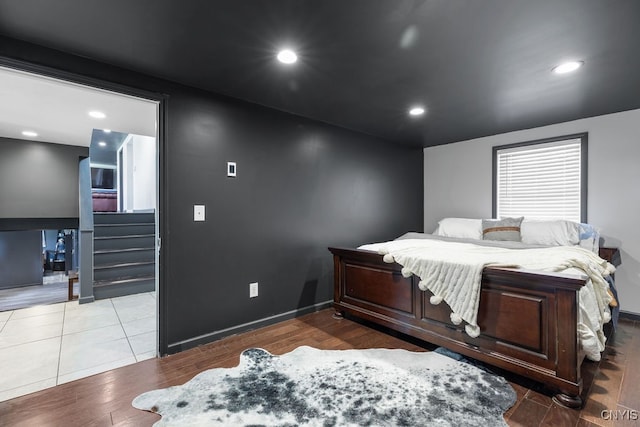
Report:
329,218,618,408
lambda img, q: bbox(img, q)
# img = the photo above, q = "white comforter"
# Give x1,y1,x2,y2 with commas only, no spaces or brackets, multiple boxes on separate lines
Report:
358,239,615,361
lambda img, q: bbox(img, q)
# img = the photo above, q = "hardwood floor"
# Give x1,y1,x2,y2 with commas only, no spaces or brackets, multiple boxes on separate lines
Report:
0,309,637,426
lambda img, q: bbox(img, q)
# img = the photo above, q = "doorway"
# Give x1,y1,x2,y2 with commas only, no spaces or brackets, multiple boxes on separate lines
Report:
0,63,164,401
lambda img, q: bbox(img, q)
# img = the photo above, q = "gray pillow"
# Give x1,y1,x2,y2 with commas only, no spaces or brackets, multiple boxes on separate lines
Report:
482,217,524,241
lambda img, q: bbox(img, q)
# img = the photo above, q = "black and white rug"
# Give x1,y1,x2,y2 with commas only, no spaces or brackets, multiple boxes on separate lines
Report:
132,346,516,426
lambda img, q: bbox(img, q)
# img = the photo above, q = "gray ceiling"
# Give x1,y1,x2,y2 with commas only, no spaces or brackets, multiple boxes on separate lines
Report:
0,0,639,148
89,130,128,166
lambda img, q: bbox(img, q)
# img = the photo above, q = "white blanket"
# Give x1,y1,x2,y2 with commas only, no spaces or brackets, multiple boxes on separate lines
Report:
358,239,614,361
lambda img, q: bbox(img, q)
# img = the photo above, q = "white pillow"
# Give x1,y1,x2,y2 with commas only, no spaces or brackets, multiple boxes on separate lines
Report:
433,218,483,240
520,219,580,246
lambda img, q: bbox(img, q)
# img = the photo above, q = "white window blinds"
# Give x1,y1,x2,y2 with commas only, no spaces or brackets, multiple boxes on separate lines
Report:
495,138,583,222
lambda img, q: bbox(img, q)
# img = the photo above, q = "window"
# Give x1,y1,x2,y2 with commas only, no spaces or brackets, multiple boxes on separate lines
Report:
492,133,587,222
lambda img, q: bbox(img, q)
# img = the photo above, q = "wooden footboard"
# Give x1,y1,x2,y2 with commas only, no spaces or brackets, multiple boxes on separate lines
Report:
329,247,588,407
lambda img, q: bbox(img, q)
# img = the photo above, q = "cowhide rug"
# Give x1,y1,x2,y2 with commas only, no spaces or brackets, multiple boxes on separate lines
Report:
132,346,516,426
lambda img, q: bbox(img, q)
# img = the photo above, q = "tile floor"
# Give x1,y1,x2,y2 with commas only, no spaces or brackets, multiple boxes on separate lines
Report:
0,291,157,402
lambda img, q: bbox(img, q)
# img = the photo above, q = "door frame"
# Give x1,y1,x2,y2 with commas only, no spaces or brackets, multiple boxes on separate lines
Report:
0,56,169,356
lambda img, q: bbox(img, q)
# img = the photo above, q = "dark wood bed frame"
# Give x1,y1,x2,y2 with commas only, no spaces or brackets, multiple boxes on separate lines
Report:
329,246,616,408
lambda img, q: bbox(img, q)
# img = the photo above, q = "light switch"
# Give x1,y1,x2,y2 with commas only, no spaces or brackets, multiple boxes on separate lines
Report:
194,205,205,222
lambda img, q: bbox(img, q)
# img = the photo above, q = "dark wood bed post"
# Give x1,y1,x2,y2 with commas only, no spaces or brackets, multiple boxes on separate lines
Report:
554,392,582,408
551,285,583,408
332,254,345,319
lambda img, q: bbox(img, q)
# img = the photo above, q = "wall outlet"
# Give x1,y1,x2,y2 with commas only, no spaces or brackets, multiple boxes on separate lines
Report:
249,282,258,298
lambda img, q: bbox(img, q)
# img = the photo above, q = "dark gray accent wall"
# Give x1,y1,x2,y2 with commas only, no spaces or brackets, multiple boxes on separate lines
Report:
0,37,424,354
0,137,88,229
0,230,42,289
165,90,423,348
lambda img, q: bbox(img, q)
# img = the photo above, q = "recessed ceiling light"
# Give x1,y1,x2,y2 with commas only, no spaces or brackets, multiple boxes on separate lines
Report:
103,129,111,133
89,110,106,119
98,141,107,147
22,130,38,137
408,106,425,116
277,49,298,64
553,61,583,74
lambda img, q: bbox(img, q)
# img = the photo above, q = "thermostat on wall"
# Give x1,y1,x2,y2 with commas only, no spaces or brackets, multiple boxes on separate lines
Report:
227,162,237,177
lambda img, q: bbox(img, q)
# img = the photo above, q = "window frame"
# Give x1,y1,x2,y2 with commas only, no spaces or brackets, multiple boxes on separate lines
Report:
492,132,588,223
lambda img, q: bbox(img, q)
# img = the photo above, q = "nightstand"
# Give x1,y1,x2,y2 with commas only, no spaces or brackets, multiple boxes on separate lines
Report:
599,246,621,267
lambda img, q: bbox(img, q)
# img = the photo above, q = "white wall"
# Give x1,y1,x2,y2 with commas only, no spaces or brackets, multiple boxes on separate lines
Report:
424,109,640,315
119,134,156,212
132,135,156,211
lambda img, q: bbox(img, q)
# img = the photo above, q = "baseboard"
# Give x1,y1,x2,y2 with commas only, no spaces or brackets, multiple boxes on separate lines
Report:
78,295,95,304
166,300,333,355
619,310,640,322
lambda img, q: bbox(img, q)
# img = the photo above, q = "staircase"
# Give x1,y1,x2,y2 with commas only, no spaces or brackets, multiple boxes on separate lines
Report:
93,212,156,299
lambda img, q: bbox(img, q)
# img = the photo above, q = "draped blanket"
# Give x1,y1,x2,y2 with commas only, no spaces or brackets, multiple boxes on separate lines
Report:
359,239,614,358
